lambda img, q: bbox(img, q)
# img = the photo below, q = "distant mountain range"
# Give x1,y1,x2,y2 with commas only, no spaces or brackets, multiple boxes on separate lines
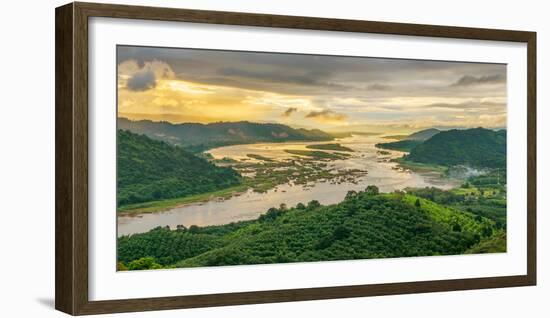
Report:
118,118,334,152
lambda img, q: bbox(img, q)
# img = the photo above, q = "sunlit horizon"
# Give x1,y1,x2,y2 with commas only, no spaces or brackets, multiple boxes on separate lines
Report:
117,46,507,134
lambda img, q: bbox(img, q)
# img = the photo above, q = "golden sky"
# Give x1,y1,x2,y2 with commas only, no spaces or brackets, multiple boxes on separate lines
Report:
117,46,507,133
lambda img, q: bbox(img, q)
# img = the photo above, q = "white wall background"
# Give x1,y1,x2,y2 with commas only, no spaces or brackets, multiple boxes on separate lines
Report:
0,0,547,316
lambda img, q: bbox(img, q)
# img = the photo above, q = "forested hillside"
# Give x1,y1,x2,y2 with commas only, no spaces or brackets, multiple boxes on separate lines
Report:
117,185,504,270
117,130,241,207
406,128,506,168
118,117,334,152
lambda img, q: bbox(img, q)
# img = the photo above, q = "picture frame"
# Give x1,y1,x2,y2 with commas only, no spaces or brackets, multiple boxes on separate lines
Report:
55,2,537,315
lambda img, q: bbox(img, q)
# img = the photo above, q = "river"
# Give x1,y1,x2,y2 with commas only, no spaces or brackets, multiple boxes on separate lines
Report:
117,135,460,236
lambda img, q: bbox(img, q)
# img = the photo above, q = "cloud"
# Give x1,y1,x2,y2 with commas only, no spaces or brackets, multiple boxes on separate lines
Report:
117,46,507,129
120,59,176,91
126,70,156,91
218,67,348,90
282,107,298,117
451,74,506,87
422,100,506,112
366,83,392,91
305,109,347,124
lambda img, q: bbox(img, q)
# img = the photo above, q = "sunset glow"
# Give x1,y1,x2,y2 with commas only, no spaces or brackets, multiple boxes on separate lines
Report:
118,46,506,133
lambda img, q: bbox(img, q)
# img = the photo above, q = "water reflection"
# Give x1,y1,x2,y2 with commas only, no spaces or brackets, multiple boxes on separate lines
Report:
117,135,459,236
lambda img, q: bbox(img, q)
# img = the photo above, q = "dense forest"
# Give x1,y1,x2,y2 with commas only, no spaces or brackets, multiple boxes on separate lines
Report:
118,117,334,152
406,128,506,168
117,130,242,207
118,184,505,270
376,128,506,169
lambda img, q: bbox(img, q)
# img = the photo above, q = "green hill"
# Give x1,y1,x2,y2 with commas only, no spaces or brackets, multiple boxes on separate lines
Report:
118,118,334,152
117,186,502,269
117,130,241,208
406,128,506,168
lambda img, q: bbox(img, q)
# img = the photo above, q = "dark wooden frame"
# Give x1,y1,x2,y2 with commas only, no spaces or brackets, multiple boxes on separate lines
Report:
55,1,537,315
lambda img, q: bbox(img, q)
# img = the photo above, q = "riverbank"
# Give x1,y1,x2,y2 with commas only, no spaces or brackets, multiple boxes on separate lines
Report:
117,136,463,236
118,184,250,215
118,147,367,215
393,157,448,174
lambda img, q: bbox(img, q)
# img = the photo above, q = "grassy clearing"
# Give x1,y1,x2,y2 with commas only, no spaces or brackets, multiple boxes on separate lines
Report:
452,186,502,198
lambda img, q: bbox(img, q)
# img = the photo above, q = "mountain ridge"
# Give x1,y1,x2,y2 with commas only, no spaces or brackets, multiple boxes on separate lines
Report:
118,117,334,152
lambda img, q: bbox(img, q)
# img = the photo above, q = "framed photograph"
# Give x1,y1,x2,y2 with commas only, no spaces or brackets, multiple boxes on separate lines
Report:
55,2,536,315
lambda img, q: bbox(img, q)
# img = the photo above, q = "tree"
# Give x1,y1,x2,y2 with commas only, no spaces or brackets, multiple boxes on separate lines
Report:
482,226,493,238
296,203,306,210
260,207,281,222
365,185,379,195
307,200,321,209
333,226,351,240
188,225,200,234
414,198,421,208
345,190,358,200
452,223,462,232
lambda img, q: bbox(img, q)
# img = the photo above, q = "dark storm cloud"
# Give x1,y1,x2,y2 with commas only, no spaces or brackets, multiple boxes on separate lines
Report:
126,70,156,91
282,107,298,117
451,74,506,87
305,109,347,122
